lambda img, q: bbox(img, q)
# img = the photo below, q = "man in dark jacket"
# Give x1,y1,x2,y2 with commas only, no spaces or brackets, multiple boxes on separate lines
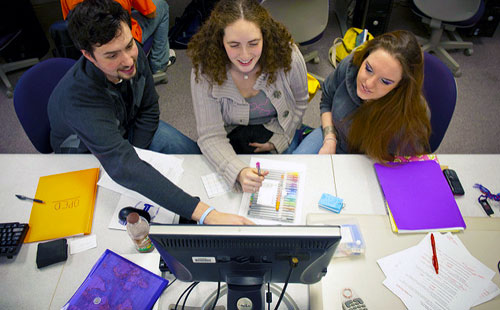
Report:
48,0,252,225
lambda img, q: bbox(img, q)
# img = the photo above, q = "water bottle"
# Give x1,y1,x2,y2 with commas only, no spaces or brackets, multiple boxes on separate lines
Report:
126,212,154,253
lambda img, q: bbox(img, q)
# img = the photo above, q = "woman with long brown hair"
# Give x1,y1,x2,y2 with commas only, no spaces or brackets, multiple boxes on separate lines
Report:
294,30,431,162
188,0,308,192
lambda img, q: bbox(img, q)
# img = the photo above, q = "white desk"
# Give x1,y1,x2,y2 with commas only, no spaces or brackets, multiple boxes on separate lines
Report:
308,214,500,310
437,154,500,217
332,154,500,218
0,154,100,310
0,154,334,309
1,153,499,310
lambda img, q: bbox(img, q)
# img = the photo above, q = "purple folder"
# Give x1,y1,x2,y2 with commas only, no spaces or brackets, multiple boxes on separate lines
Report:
374,160,466,233
62,249,168,310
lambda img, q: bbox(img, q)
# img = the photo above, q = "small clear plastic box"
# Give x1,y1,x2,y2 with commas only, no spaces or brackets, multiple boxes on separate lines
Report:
306,215,365,258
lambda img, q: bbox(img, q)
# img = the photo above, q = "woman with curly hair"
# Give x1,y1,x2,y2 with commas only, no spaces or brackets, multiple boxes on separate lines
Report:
187,0,308,192
294,30,431,162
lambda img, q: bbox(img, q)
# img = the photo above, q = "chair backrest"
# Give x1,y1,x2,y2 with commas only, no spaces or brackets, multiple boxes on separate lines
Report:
423,52,457,152
13,57,76,153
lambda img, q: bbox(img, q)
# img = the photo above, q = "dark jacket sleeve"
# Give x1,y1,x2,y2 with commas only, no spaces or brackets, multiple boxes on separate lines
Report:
61,88,199,219
130,50,160,148
52,49,199,219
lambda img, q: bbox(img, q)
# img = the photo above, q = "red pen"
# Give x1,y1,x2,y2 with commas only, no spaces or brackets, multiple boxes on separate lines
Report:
431,233,439,274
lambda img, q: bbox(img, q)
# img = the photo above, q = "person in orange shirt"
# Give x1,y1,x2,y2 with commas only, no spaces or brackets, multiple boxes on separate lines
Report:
61,0,175,74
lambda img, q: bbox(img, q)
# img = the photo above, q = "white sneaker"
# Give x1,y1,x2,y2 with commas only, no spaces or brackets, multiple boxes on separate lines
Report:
167,49,176,67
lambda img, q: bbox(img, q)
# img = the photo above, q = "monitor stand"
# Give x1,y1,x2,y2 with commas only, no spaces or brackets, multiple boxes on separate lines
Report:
198,283,299,310
165,283,305,310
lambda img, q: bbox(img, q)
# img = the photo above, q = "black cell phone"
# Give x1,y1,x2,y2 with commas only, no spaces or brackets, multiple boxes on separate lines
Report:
443,169,465,195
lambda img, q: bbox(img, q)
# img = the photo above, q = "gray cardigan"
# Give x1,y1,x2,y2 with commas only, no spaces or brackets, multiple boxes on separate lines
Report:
191,44,309,188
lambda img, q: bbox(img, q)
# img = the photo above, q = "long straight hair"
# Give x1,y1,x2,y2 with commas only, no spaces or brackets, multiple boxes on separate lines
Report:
348,30,431,161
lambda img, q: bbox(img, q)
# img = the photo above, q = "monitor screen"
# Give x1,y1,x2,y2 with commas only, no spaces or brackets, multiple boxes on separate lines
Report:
149,224,341,310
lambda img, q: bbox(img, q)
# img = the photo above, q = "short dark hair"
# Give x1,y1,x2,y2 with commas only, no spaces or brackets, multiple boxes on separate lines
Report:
67,0,131,56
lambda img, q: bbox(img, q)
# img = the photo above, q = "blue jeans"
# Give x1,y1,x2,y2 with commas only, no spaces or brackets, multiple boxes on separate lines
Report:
292,127,324,154
149,120,201,154
134,0,170,72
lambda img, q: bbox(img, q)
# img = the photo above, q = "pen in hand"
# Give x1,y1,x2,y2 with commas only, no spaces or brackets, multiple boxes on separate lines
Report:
256,162,261,176
15,194,45,204
431,233,439,274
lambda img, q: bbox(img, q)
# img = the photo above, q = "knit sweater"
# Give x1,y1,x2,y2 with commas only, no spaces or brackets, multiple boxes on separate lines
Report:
191,44,308,188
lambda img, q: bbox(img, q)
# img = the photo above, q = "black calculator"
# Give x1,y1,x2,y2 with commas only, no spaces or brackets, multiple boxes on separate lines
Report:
0,222,29,259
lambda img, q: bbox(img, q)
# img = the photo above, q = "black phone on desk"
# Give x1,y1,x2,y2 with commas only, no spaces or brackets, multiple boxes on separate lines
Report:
443,169,465,195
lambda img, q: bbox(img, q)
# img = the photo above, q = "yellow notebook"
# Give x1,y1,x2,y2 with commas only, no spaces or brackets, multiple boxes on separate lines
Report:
25,168,100,243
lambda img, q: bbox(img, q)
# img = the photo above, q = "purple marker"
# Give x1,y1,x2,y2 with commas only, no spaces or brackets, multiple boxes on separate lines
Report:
256,162,261,176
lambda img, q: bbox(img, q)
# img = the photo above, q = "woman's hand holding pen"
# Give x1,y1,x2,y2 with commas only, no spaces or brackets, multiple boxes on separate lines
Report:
238,167,268,193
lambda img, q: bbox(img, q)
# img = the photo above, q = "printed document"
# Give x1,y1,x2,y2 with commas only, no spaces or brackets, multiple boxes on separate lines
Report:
377,233,499,310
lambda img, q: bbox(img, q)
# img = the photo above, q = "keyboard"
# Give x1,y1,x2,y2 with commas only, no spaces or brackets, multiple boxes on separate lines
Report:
0,222,29,259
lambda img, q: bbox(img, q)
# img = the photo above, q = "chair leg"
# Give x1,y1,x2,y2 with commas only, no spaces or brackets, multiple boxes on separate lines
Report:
0,58,39,98
434,46,461,77
445,31,474,55
302,50,320,64
0,67,14,98
1,58,39,73
440,40,473,50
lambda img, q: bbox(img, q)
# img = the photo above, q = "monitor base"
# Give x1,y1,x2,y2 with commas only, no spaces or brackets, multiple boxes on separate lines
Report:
200,283,299,310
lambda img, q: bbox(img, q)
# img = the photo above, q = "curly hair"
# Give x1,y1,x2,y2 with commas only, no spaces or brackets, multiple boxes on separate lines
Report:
187,0,293,85
67,0,131,58
348,30,431,162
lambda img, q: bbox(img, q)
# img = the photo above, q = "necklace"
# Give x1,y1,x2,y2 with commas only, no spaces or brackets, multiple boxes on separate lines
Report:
243,74,248,80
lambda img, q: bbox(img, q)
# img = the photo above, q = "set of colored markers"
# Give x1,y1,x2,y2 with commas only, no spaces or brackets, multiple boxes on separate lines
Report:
247,169,300,223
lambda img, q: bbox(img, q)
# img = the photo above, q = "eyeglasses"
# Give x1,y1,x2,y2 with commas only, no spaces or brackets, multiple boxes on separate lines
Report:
474,183,500,202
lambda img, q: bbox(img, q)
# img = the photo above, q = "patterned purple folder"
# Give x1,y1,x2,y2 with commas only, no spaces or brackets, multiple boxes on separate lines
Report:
62,249,168,310
374,160,466,233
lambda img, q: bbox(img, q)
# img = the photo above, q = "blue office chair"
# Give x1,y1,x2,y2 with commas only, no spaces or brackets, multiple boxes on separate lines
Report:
423,52,457,153
412,0,485,77
13,58,76,153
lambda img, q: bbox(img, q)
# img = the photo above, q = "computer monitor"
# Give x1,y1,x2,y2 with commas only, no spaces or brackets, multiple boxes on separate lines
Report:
149,224,341,310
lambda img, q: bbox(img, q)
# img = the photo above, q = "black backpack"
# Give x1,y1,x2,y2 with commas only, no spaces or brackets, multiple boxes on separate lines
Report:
169,0,219,49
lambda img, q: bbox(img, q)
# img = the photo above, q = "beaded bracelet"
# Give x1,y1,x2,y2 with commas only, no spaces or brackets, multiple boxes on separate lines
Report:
198,206,215,225
323,137,337,143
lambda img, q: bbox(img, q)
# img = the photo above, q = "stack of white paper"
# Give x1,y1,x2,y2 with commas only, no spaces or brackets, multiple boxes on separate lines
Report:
98,147,185,200
377,233,499,309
